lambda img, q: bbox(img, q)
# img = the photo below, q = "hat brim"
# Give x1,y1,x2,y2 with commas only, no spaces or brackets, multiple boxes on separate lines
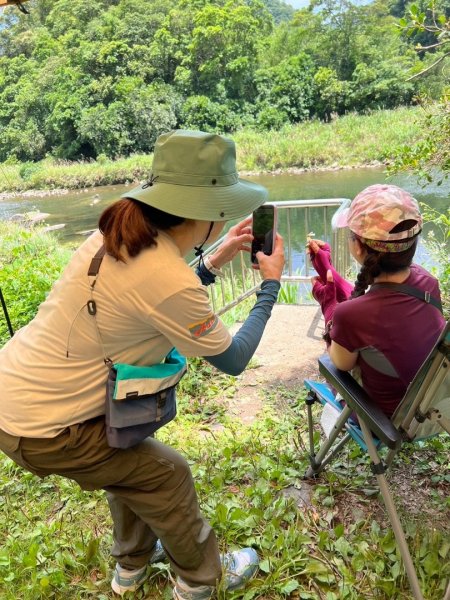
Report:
331,199,351,230
122,179,268,221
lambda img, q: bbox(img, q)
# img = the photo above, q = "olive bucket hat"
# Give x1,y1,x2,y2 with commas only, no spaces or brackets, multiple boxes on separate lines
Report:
122,130,268,221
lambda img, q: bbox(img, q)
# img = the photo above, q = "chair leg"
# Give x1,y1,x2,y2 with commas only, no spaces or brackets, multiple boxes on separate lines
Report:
359,420,425,600
385,447,399,469
306,432,352,477
305,403,353,477
444,580,450,600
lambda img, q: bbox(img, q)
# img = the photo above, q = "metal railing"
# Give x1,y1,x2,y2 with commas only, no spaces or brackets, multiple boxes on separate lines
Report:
189,199,353,316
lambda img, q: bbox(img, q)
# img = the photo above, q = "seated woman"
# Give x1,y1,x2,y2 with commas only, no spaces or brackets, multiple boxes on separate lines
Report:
308,184,445,418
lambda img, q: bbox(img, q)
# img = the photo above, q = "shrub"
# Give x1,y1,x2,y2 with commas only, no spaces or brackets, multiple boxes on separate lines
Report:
180,95,242,132
0,222,72,345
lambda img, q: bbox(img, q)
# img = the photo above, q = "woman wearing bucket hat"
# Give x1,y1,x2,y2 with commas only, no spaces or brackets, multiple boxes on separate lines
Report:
0,130,284,597
308,184,445,417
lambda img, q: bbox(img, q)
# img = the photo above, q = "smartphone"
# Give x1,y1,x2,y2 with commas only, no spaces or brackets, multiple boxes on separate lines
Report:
251,204,278,264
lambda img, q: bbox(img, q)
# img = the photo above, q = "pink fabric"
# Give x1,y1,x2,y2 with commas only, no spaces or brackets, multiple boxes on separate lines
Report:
311,277,337,325
309,242,354,303
309,242,354,328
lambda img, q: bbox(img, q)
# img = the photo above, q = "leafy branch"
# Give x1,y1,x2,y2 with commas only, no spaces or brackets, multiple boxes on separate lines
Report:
397,1,450,80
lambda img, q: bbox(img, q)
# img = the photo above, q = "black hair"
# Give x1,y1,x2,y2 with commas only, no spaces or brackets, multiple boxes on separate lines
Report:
351,220,420,298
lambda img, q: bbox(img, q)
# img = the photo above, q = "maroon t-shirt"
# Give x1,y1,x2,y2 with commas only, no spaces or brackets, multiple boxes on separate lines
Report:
330,264,445,417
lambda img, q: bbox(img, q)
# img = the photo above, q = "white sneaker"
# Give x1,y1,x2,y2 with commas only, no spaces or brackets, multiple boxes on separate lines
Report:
111,540,166,595
172,547,259,599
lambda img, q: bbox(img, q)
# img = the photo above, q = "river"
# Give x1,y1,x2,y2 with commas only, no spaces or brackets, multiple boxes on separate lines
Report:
0,166,448,246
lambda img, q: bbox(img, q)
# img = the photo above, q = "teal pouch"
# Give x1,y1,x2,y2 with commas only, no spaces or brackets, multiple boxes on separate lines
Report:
105,348,187,449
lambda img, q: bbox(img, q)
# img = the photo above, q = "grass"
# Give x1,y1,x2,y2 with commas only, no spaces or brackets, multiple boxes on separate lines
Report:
234,106,423,172
0,220,448,598
0,221,73,345
0,154,153,194
0,107,423,194
0,372,448,599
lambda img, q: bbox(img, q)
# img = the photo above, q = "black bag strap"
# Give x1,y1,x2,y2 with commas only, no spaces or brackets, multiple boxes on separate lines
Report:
88,244,106,277
86,244,112,367
369,282,443,314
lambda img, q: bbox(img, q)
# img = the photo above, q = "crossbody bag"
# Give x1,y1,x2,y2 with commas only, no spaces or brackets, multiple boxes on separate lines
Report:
87,245,187,449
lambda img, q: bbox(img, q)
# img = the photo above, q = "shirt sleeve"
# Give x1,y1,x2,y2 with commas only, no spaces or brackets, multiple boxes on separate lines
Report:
146,284,232,357
330,300,361,352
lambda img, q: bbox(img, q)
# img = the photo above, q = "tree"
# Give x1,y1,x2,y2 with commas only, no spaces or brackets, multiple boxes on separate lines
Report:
309,0,363,80
180,95,241,132
255,53,316,125
399,0,449,79
262,0,294,24
78,83,180,157
150,0,272,102
313,67,349,120
391,1,449,182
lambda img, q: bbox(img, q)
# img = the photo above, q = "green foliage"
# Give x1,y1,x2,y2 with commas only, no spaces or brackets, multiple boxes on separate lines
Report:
397,0,449,59
180,95,242,132
178,0,273,100
349,57,415,111
313,67,349,121
78,83,181,158
0,0,447,162
278,282,299,304
18,160,43,181
389,3,449,185
0,381,448,598
0,106,424,193
0,222,72,344
0,153,153,192
255,54,316,124
263,0,294,24
420,204,450,318
234,106,422,171
390,96,450,184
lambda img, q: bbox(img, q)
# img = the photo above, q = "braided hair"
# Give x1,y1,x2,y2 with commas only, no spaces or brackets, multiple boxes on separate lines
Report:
351,219,420,299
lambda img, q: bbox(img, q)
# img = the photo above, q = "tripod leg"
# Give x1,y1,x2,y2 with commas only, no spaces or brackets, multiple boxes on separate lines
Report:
0,288,14,338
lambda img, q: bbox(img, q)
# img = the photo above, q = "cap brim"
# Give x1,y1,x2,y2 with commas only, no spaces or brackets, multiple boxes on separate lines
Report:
331,199,351,230
122,179,268,221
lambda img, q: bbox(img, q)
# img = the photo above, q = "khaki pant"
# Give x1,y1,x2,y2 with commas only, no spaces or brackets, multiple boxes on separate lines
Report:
0,417,221,586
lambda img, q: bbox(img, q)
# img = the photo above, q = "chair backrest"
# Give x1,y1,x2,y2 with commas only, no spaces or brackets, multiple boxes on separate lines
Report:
391,320,450,441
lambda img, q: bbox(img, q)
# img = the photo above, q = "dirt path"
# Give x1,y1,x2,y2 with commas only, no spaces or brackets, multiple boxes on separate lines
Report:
226,304,326,423
222,305,450,527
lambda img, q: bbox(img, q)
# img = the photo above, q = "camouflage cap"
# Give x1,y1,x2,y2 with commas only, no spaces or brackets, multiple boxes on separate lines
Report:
334,184,422,249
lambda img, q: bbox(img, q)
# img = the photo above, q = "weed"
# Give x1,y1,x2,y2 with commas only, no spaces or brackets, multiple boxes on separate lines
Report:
0,384,448,599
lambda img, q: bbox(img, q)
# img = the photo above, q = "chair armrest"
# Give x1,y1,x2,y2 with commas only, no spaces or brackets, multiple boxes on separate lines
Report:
318,355,402,450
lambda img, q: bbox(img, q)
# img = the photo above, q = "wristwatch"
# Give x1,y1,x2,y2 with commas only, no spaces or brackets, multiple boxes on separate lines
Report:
204,256,225,278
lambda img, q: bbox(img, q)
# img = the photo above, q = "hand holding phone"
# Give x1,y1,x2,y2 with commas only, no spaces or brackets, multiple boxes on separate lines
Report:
208,216,253,268
251,204,278,264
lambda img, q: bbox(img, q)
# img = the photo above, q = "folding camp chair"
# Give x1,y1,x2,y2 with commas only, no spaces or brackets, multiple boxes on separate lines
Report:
303,320,450,600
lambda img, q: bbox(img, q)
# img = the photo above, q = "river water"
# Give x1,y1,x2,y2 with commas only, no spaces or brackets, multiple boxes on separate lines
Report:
0,166,448,247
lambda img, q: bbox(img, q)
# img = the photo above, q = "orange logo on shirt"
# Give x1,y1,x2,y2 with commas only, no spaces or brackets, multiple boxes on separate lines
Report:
188,315,218,338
